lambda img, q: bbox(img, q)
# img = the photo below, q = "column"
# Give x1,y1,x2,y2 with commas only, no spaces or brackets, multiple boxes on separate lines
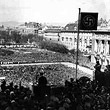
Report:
108,41,110,55
96,39,99,53
100,40,103,53
106,41,109,55
91,38,97,63
92,38,95,54
95,39,98,52
104,40,108,55
82,34,85,52
97,40,102,54
102,40,104,53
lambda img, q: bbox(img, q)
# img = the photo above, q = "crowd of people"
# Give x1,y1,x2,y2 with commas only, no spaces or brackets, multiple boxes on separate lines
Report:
0,49,73,64
0,61,109,109
0,69,110,110
0,64,91,87
0,48,109,109
0,63,109,109
0,48,94,70
94,60,110,88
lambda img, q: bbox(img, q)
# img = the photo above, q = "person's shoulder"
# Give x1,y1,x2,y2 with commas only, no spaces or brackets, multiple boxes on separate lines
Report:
40,75,46,78
39,76,47,80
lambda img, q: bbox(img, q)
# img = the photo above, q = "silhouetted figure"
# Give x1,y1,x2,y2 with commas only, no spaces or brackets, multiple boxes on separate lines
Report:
1,79,6,92
36,71,48,100
38,72,47,87
94,61,101,71
104,65,110,87
94,61,101,83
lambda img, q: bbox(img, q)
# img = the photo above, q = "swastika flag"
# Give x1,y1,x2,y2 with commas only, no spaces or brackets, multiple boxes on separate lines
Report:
80,12,98,30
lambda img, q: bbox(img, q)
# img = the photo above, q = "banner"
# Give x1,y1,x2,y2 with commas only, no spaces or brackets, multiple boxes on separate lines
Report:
80,12,98,30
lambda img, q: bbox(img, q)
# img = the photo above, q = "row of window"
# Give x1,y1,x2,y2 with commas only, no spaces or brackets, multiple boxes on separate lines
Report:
64,42,89,46
21,29,37,34
61,37,92,44
96,40,110,44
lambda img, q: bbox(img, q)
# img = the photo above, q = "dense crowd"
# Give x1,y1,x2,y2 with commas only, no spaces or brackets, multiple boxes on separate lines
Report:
0,48,94,69
0,49,73,64
0,73,110,110
0,48,106,110
0,57,109,109
0,64,91,86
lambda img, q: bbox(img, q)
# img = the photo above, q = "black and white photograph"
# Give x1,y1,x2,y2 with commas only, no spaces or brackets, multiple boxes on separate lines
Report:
0,0,110,109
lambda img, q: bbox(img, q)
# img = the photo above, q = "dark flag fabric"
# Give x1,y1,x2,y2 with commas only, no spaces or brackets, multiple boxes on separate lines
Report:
80,12,98,30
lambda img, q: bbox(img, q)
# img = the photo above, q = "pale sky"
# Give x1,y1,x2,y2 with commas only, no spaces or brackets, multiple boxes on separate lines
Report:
0,0,110,24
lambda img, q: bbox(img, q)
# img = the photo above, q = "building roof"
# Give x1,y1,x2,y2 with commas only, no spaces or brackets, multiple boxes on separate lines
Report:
44,24,110,34
44,29,61,33
63,23,77,31
61,30,110,34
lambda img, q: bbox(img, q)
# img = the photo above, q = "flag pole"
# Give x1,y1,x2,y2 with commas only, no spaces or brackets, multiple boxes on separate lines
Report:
76,8,81,81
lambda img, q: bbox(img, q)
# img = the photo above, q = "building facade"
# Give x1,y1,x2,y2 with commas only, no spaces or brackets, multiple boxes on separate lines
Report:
59,30,93,52
44,29,61,42
91,31,110,64
17,22,43,35
44,29,110,64
92,32,110,55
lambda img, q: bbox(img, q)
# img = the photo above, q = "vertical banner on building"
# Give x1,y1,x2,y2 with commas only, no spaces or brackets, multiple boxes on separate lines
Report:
80,12,98,30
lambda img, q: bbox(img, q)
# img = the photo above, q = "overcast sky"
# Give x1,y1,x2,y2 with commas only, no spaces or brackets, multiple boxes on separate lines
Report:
0,0,110,24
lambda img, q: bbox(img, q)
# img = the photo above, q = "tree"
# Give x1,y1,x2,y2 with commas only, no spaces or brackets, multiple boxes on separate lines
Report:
11,31,21,43
40,41,69,54
20,34,28,43
0,30,11,43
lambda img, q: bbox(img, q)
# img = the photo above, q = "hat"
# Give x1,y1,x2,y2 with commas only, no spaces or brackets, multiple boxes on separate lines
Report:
58,107,65,110
40,69,44,74
46,106,54,110
10,91,15,95
84,95,91,102
63,103,70,108
65,98,71,103
50,96,59,102
11,100,16,105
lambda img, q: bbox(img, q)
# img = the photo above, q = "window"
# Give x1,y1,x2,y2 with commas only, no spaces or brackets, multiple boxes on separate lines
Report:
70,38,72,41
89,39,92,44
102,40,104,44
66,37,68,41
34,30,37,33
85,39,87,43
74,38,77,42
62,37,64,41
